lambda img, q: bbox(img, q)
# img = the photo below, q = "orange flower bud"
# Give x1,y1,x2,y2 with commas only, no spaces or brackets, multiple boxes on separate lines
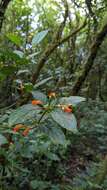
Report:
32,100,43,105
22,128,30,136
64,106,72,113
48,92,56,98
61,105,73,113
13,124,24,132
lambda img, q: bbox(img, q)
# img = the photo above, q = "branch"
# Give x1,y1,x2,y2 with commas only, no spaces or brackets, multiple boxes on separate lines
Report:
59,19,86,45
71,22,107,95
32,1,69,84
55,0,69,41
85,0,94,17
32,15,86,84
85,0,98,30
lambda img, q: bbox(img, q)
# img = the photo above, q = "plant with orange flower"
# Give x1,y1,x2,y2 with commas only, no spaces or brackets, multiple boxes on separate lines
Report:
13,124,31,136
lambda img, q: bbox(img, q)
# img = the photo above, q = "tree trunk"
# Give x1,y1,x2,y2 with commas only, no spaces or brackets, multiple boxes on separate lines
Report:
0,0,11,30
67,36,76,74
87,67,99,100
71,22,107,95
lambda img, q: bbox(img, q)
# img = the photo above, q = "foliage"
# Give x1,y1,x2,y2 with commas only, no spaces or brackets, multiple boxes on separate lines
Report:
0,0,107,189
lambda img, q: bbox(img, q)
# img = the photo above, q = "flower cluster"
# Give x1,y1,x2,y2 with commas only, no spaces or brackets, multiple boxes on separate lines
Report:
13,124,30,136
32,92,73,113
13,92,73,137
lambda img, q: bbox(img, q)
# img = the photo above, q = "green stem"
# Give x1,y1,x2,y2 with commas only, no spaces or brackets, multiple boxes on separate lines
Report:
37,109,48,124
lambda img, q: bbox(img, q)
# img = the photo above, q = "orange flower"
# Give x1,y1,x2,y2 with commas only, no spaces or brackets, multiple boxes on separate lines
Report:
62,105,73,113
13,124,24,132
32,100,43,105
48,92,56,98
22,128,30,136
13,124,31,137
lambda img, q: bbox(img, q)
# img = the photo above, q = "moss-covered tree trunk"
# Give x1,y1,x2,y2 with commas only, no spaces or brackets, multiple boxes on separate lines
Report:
0,0,12,30
71,22,107,95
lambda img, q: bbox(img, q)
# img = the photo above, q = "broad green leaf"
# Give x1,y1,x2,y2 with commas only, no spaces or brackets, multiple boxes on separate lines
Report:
32,29,49,45
14,50,24,58
0,134,8,146
40,125,66,145
59,96,86,106
8,104,41,126
51,109,77,132
32,91,47,103
34,77,53,89
47,126,66,145
38,124,66,145
6,33,23,46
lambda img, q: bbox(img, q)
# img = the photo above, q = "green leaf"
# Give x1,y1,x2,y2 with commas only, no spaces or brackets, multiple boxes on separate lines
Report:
0,134,8,146
6,33,23,46
47,152,60,161
14,50,24,58
0,66,16,75
32,29,49,45
0,65,16,81
59,96,86,106
30,180,50,190
34,77,53,89
51,109,77,132
0,49,28,65
17,69,30,75
24,83,33,93
28,52,40,59
48,126,66,145
8,104,41,126
32,91,47,103
0,73,6,81
21,146,33,158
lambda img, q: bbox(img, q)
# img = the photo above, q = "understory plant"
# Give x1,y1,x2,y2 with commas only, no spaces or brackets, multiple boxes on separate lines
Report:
0,91,85,189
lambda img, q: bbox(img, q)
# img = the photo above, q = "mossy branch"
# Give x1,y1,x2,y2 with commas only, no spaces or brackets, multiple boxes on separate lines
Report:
71,22,107,95
32,19,86,84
